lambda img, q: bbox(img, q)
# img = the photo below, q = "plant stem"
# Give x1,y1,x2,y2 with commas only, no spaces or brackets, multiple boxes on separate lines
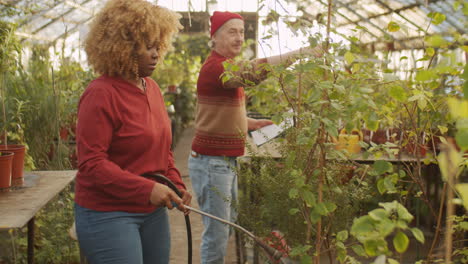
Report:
426,183,447,263
1,72,7,146
445,165,454,263
315,1,333,262
278,73,296,115
297,60,302,128
314,139,324,264
403,162,437,219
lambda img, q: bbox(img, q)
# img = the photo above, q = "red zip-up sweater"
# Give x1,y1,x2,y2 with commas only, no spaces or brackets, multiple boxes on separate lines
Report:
75,75,186,213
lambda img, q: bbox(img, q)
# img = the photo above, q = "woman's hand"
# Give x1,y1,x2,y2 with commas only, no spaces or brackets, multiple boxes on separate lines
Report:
150,182,183,210
178,189,192,215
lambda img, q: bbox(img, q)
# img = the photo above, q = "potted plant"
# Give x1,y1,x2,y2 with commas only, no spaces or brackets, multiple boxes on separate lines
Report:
0,151,13,191
0,20,26,186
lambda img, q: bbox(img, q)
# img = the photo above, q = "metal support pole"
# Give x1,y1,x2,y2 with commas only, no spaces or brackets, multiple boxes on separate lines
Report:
27,217,35,264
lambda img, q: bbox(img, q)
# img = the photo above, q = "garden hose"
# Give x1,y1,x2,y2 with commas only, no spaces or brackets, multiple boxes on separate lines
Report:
142,173,287,264
142,173,193,264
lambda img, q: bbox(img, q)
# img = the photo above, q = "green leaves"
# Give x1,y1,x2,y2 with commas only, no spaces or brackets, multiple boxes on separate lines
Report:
408,89,433,110
455,128,468,151
365,112,380,131
289,208,300,215
415,69,437,82
410,228,425,243
369,208,388,221
389,85,408,102
373,160,393,175
289,245,312,258
380,201,414,222
448,98,468,120
336,230,349,241
446,98,468,151
393,231,409,253
463,63,468,100
456,184,468,211
314,201,336,216
438,142,463,182
301,189,316,207
351,244,366,256
387,22,400,32
425,47,435,57
344,51,355,64
425,34,449,48
351,201,420,256
427,12,446,25
289,188,299,199
351,215,375,235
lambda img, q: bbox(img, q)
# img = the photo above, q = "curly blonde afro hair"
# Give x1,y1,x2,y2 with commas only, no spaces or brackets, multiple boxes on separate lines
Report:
84,0,182,80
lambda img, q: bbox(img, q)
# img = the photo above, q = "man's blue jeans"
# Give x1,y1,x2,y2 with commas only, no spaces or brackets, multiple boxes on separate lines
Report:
74,203,170,264
188,152,238,264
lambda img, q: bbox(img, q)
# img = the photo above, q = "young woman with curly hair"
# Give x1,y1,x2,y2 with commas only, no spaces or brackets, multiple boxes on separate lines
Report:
74,1,191,263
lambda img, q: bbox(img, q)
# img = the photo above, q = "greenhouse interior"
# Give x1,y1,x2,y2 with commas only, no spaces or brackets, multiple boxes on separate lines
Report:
0,0,467,263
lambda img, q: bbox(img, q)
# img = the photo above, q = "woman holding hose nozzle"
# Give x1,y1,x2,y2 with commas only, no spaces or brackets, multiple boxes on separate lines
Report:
74,1,191,263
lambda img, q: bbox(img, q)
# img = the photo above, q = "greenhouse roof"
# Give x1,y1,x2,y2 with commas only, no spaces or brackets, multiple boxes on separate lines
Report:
1,0,466,51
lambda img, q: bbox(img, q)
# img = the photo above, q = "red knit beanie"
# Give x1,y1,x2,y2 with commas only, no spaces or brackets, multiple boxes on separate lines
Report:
210,11,244,37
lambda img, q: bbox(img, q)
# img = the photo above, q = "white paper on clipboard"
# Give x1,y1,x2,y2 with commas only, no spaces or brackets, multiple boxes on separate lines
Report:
250,113,293,146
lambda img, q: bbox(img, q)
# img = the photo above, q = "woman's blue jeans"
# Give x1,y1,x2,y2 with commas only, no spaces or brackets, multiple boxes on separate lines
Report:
188,152,238,264
74,203,170,264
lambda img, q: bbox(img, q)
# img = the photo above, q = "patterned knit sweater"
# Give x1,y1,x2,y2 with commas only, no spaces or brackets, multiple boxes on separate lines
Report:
191,51,247,157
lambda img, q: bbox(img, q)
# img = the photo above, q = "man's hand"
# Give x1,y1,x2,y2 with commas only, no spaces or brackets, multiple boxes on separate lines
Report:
266,44,324,65
248,118,274,131
300,45,324,58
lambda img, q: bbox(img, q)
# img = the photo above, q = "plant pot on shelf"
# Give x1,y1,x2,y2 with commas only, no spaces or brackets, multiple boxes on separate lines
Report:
0,144,25,187
167,84,178,94
0,151,14,192
405,142,427,157
370,129,388,145
60,127,69,141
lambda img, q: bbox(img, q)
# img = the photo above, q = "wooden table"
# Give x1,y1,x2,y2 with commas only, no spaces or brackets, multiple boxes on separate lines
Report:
0,170,76,264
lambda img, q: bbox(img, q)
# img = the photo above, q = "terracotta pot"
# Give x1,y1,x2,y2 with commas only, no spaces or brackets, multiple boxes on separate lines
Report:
361,129,372,144
168,84,177,93
0,144,25,187
60,127,69,140
371,129,388,144
0,151,14,192
405,143,427,156
426,135,442,153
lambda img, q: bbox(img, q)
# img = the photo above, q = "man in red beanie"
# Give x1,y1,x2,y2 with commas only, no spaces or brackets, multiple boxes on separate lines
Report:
189,10,323,264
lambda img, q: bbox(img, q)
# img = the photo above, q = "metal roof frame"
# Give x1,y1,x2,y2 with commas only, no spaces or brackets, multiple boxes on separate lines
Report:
1,0,466,51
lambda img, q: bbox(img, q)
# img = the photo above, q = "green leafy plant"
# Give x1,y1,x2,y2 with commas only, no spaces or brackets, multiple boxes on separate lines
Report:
0,20,22,145
232,1,467,263
152,34,210,143
0,34,92,263
350,201,424,257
